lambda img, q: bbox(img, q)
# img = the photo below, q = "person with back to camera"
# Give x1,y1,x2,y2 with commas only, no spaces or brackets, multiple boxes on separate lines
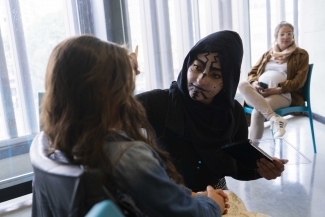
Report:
134,31,287,193
238,21,309,140
39,35,231,216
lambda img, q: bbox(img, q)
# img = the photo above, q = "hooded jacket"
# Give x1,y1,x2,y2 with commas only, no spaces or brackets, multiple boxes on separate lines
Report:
136,31,260,191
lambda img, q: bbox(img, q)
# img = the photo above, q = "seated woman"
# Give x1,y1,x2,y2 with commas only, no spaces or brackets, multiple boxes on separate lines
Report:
135,31,286,192
238,21,309,139
39,35,229,216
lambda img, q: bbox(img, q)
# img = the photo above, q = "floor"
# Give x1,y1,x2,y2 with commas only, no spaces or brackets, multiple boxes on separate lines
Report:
0,115,324,217
226,115,325,217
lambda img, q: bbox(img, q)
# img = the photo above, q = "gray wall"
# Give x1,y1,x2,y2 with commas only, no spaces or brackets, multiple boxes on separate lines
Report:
300,0,325,118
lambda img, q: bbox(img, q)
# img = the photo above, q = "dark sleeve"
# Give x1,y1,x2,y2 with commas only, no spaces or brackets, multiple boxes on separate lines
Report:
231,100,262,180
114,143,221,217
232,100,248,142
135,89,169,137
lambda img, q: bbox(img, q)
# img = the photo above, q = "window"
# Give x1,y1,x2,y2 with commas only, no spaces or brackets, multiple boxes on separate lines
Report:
0,0,68,139
0,0,75,198
0,0,123,199
127,0,251,92
249,0,299,65
0,0,300,201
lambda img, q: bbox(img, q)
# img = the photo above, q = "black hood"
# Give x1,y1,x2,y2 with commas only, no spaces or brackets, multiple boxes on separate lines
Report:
166,31,244,175
176,30,243,109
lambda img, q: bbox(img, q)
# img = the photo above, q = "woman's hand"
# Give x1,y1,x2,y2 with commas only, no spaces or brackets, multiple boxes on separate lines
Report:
259,87,281,97
206,186,230,214
256,157,288,180
129,53,140,75
251,81,264,92
129,45,140,75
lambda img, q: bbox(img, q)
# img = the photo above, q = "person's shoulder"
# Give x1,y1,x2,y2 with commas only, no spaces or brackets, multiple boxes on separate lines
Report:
104,139,158,164
135,89,169,100
135,89,170,113
105,140,165,178
295,47,308,55
122,141,159,161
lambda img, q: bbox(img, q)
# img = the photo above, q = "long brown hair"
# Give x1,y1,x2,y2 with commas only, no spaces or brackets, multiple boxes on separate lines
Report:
41,35,183,184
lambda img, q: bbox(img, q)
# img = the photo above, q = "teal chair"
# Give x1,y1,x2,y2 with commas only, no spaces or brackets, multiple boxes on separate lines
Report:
86,200,124,217
30,132,126,216
244,64,316,153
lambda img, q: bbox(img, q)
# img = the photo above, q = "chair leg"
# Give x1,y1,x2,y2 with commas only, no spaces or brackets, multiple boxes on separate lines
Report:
308,110,317,153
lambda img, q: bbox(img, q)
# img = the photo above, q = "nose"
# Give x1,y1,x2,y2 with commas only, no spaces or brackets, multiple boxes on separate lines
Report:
197,70,209,84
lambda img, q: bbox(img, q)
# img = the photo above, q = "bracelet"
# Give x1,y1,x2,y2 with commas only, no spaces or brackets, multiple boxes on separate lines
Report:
277,87,282,94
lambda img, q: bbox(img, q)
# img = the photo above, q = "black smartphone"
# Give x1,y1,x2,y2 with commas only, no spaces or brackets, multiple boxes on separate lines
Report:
259,82,268,89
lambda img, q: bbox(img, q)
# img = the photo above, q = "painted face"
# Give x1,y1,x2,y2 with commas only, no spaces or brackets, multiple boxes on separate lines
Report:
276,26,294,51
187,52,223,104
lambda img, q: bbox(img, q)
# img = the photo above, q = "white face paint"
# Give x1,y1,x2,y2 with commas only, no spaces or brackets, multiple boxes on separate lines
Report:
187,52,223,104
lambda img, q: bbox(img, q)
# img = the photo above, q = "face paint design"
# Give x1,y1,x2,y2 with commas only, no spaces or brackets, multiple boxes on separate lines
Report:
187,52,223,104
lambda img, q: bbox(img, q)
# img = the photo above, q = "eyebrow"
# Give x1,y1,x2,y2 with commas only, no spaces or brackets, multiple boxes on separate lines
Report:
195,58,206,66
194,59,222,72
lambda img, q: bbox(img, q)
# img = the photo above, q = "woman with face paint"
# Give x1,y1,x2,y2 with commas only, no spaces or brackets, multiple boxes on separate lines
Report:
238,21,309,140
136,31,286,193
35,35,232,216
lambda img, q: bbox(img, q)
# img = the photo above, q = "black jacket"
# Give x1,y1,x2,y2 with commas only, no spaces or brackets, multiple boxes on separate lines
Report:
136,89,261,191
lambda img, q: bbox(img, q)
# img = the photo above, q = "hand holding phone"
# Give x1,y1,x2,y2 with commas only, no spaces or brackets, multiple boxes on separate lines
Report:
259,82,268,89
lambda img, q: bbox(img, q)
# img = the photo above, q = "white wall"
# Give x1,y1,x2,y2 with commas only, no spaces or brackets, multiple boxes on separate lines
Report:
300,0,325,117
